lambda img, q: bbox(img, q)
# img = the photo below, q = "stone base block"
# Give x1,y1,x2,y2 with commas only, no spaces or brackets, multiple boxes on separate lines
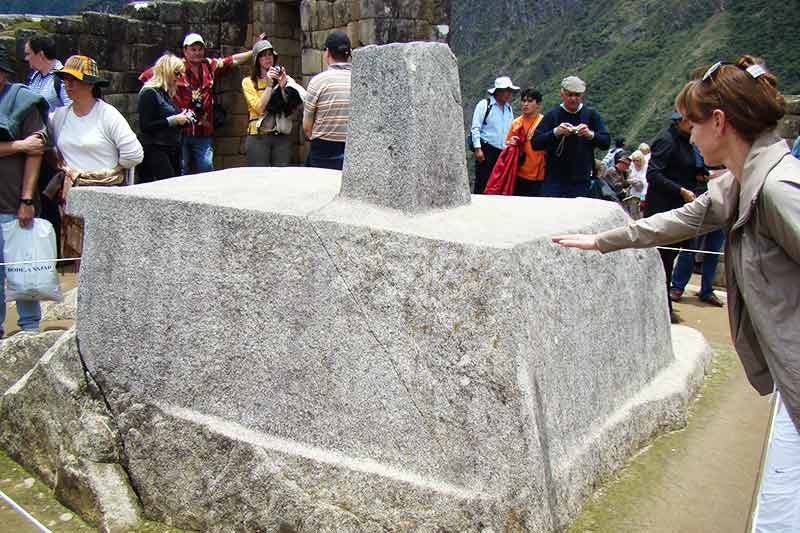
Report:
65,168,710,531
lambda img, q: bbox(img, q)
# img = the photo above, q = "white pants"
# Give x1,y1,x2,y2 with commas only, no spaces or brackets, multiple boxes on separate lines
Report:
753,394,800,532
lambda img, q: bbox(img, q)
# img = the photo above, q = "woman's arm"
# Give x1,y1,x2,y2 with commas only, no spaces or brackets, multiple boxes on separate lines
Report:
106,104,144,168
137,88,170,133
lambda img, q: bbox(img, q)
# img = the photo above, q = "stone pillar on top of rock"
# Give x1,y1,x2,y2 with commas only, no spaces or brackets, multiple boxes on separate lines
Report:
340,42,470,213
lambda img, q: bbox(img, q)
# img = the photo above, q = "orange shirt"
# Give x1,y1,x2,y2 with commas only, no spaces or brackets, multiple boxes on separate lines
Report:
506,114,545,181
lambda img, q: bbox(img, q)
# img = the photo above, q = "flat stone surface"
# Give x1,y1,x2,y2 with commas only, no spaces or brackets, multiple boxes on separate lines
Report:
341,42,470,213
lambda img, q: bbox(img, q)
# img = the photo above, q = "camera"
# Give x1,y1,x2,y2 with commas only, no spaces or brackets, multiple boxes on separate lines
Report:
184,109,197,123
568,127,579,135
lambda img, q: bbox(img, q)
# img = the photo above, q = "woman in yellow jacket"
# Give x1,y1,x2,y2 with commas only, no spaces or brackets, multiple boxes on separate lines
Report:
241,40,305,166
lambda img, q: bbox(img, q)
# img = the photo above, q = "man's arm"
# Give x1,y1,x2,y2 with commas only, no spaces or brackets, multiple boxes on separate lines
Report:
302,77,319,140
531,110,556,150
17,152,42,227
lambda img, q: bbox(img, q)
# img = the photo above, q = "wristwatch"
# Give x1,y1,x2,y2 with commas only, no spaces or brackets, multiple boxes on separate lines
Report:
20,198,34,206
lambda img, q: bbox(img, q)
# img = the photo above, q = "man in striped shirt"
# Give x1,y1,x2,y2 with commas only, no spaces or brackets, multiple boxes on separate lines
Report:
24,35,71,113
303,31,352,170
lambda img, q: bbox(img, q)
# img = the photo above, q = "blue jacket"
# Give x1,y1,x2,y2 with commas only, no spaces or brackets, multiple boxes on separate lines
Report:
0,83,48,142
532,104,610,183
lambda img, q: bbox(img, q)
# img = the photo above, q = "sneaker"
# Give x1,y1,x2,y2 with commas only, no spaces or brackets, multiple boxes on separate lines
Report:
669,288,683,302
699,292,724,307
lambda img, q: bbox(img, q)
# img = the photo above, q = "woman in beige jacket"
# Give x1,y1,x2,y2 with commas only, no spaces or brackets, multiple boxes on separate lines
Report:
554,56,799,531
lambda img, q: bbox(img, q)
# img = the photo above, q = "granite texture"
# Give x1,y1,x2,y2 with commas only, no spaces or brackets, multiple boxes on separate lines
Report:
41,287,78,322
63,167,709,531
0,328,142,532
340,42,471,213
0,330,65,393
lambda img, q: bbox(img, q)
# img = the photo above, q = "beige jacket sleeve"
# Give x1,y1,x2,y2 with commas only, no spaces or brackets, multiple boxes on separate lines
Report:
597,171,738,253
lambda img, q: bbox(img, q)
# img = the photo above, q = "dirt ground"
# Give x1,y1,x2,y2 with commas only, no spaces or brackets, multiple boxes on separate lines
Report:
0,278,770,532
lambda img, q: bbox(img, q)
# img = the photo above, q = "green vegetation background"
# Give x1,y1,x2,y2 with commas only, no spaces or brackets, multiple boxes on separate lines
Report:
1,0,124,16
454,0,800,148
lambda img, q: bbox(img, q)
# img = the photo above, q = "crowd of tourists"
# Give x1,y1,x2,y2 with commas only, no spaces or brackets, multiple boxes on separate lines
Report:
0,29,353,336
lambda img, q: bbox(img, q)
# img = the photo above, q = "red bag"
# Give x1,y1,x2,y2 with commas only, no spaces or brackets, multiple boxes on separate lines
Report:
483,125,523,195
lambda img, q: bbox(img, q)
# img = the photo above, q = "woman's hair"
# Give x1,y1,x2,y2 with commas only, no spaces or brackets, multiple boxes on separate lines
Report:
630,150,645,163
250,48,276,84
638,142,650,154
145,53,185,97
675,55,784,142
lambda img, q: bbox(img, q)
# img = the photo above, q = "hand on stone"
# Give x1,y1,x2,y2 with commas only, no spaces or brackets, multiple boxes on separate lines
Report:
474,148,485,162
551,234,600,251
507,135,520,147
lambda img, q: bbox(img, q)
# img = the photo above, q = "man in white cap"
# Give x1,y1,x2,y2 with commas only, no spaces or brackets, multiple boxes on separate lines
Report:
469,76,518,194
532,75,610,198
140,32,263,175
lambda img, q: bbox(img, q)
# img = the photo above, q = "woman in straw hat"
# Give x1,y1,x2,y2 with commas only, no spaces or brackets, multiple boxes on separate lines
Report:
50,55,143,259
137,53,192,182
553,55,799,531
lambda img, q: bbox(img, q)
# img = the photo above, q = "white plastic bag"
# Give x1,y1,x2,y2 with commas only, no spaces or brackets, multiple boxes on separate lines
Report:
2,218,63,302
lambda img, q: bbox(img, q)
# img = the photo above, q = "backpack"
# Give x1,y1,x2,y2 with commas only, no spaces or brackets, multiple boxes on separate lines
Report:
466,97,493,151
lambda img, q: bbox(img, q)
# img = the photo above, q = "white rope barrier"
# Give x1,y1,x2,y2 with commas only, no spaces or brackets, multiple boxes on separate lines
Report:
0,488,51,533
656,246,724,256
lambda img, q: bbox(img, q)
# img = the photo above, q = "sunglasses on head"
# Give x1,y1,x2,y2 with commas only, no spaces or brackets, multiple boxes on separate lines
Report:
703,61,767,81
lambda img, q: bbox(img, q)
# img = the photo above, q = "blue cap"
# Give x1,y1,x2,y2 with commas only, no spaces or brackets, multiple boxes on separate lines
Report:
670,110,683,121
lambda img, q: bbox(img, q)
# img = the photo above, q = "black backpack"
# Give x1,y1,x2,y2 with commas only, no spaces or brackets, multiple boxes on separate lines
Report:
466,97,493,151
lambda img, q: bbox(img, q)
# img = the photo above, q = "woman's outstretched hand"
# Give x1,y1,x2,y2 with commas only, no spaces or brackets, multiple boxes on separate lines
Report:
551,234,600,251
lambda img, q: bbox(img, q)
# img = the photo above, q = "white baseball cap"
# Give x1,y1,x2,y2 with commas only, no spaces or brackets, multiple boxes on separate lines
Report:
183,33,205,47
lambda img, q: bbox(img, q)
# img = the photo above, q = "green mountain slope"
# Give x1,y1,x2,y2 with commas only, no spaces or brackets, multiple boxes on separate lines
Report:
0,0,123,16
452,0,800,147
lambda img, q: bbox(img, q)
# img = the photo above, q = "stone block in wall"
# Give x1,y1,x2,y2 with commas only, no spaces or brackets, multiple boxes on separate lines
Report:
316,1,335,30
349,0,361,20
347,21,360,47
300,0,312,31
777,115,800,139
221,22,245,46
311,29,328,49
126,19,147,44
165,25,187,49
40,16,84,35
785,95,800,116
105,94,136,115
359,0,425,19
302,48,323,75
108,45,130,73
78,34,112,67
269,37,301,57
105,71,144,94
358,17,416,45
158,1,184,24
414,19,433,41
82,12,111,36
54,35,80,64
183,1,208,23
333,0,349,27
276,2,300,26
207,0,248,23
130,44,164,72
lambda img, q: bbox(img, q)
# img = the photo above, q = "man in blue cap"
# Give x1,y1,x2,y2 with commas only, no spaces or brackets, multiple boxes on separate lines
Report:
469,76,518,194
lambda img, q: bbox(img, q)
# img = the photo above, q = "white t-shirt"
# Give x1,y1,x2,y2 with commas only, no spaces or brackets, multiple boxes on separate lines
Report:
631,162,648,199
51,100,143,172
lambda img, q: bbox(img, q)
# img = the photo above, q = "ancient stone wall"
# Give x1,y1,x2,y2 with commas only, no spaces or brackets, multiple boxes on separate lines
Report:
1,0,449,169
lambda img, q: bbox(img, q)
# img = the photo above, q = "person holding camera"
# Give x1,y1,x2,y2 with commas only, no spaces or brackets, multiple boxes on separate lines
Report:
137,54,192,182
242,40,305,167
532,76,610,198
139,32,263,175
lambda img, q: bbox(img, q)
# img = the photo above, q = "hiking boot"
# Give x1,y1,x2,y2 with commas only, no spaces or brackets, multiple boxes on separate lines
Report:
669,288,683,302
699,292,724,307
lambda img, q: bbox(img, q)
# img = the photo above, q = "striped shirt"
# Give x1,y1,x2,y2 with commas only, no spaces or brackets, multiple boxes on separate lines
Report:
303,63,351,142
27,60,72,112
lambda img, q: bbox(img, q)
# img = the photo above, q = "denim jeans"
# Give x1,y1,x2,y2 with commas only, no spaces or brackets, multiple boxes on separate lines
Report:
670,229,725,297
0,213,42,335
181,135,214,175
